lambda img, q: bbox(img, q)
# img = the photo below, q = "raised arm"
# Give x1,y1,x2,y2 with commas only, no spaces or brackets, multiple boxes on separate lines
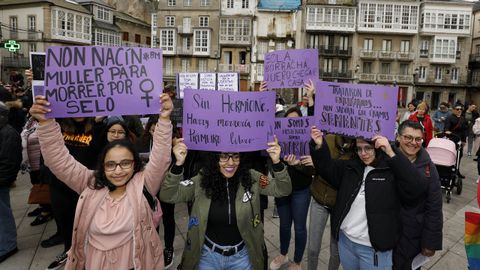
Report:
30,96,94,194
143,94,173,195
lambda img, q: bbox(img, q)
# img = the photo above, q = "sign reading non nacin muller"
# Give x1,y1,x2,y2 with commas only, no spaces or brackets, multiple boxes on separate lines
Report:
44,46,163,118
264,49,318,89
183,89,275,152
314,81,398,141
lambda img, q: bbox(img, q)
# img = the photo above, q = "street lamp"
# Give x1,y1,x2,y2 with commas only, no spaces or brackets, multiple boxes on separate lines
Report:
412,67,419,103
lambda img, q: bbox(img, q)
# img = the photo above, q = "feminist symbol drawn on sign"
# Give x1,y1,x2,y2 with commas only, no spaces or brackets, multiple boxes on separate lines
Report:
140,79,154,107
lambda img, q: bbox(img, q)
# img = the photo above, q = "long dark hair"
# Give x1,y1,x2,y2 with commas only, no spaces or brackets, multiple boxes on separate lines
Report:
200,152,253,202
91,140,144,191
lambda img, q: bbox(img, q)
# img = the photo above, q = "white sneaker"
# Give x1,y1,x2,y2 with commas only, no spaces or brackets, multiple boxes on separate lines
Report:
270,254,288,270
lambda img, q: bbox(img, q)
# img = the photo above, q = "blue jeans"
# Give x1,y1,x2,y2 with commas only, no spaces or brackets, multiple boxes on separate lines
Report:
198,243,252,270
338,231,392,270
275,187,311,263
0,187,17,256
307,199,340,270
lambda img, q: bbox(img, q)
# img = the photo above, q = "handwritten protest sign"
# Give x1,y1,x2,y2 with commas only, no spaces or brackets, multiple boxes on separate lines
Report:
177,72,239,97
183,89,275,152
44,46,163,118
275,116,314,157
30,52,45,86
177,73,199,98
264,49,318,89
217,73,239,91
199,73,216,90
314,81,398,141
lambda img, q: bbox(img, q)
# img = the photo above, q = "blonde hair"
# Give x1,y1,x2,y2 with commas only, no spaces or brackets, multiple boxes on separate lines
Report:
417,102,427,111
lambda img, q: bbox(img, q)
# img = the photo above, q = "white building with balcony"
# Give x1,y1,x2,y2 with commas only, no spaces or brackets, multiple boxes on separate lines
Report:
416,0,473,108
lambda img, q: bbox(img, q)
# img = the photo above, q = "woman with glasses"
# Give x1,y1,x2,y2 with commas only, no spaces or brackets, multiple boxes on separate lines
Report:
29,94,173,270
160,137,292,270
105,118,136,144
309,127,425,270
408,102,433,147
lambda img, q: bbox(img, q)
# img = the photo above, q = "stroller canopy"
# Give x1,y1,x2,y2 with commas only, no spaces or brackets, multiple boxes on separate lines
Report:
426,138,457,167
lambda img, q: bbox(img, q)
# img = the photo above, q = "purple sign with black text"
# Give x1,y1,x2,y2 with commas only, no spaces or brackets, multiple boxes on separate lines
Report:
314,81,398,141
275,116,314,158
183,89,276,152
264,49,318,89
44,46,163,118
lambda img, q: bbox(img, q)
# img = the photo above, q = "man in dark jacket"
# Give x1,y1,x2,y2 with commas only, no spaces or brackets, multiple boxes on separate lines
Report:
445,103,468,178
393,120,443,270
0,101,22,263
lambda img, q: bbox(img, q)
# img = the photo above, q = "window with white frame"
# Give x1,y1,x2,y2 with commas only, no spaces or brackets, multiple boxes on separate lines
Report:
51,8,91,43
257,63,264,78
339,59,348,73
323,59,333,73
94,29,120,46
358,3,418,30
165,58,173,74
434,66,443,81
220,18,251,43
275,42,286,51
257,41,268,60
183,17,191,32
451,68,459,82
306,6,355,29
181,59,190,72
227,0,234,8
184,0,192,6
28,16,36,31
198,59,208,72
200,0,210,6
168,0,176,6
382,40,392,52
364,38,373,51
194,29,209,53
152,14,158,27
96,6,111,22
166,16,175,27
339,36,348,50
242,0,249,8
400,40,410,52
160,29,176,52
199,16,209,27
433,37,456,60
422,10,470,31
66,13,74,37
308,34,320,49
381,63,391,74
75,15,82,39
9,16,17,31
183,37,191,51
419,66,427,80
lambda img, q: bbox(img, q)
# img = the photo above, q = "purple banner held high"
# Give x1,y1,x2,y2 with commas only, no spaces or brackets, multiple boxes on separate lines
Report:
314,81,398,141
264,49,318,89
183,89,276,152
275,116,314,158
44,46,163,118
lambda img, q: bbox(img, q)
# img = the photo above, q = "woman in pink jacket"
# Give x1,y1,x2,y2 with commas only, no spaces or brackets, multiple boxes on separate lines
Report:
29,94,173,270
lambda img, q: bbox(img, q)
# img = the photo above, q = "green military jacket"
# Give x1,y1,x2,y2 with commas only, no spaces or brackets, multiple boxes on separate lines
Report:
159,166,291,270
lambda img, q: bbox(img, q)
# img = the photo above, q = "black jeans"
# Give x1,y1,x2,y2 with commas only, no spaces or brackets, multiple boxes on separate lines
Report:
160,200,175,249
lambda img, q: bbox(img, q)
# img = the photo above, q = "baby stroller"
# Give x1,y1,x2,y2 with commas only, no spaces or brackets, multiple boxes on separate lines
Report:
426,132,463,203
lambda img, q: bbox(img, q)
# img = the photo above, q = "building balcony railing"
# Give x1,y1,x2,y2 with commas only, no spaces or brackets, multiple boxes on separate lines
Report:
470,53,480,63
429,53,457,64
319,46,336,56
220,35,251,45
337,47,352,57
397,52,415,61
419,49,429,58
121,41,149,48
3,30,43,41
305,21,356,32
177,25,193,35
3,57,30,68
358,73,376,82
176,46,193,55
378,51,396,60
396,74,413,84
320,69,353,79
359,50,377,59
218,64,250,74
377,74,396,83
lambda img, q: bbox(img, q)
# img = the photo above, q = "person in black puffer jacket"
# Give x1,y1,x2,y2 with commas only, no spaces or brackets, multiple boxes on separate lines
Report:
310,127,426,270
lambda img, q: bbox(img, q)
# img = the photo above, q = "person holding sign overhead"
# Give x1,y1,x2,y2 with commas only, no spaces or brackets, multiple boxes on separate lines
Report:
160,137,291,270
309,127,426,270
29,94,173,270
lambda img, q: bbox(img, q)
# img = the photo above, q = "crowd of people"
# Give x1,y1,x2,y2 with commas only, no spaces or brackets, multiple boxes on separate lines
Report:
2,67,478,270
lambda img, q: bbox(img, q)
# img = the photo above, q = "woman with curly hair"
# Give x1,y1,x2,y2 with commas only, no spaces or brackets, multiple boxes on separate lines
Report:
160,137,292,270
29,94,173,270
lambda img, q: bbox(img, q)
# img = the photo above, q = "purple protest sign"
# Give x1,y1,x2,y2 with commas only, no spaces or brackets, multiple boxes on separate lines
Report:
264,49,318,89
314,81,398,141
44,46,163,118
275,116,314,158
183,89,275,152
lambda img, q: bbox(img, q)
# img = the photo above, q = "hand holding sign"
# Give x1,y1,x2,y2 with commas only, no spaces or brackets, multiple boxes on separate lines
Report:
172,138,188,166
372,135,395,158
159,93,173,122
300,155,314,167
284,154,300,166
310,126,324,146
30,96,53,125
266,135,281,164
